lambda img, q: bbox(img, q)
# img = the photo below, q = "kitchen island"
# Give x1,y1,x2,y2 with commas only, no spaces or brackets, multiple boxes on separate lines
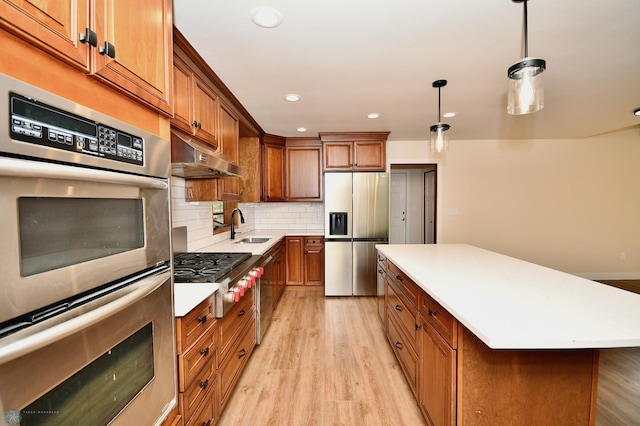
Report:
376,243,640,425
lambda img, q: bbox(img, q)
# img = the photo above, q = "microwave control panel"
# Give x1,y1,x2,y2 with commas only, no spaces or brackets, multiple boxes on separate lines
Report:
8,92,144,166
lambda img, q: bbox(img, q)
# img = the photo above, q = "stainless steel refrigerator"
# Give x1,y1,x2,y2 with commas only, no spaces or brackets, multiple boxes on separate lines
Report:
324,172,389,296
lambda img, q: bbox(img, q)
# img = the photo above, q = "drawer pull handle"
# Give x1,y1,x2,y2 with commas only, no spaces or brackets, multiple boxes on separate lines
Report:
202,420,212,426
197,315,208,324
396,275,403,282
428,309,437,317
238,348,247,359
394,341,403,350
200,347,210,356
415,323,422,331
200,379,209,389
394,305,403,312
238,309,246,317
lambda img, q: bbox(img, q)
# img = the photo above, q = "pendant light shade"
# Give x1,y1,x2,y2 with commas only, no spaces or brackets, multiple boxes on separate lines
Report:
430,80,450,153
507,0,546,115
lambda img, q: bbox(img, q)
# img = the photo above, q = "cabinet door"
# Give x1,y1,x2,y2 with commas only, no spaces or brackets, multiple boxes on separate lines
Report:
286,146,322,201
304,243,324,286
172,54,195,135
419,318,456,426
218,101,240,201
93,0,173,115
0,0,89,70
263,143,285,202
286,237,304,285
353,141,385,171
323,142,353,171
193,75,219,148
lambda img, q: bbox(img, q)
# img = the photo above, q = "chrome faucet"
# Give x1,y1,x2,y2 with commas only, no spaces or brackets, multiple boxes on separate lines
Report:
230,208,245,240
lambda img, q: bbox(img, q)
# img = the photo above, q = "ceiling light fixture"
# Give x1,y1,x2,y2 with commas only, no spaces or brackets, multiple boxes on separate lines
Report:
430,80,450,154
634,108,640,116
507,0,546,115
367,113,380,119
296,127,307,132
250,6,283,28
443,112,456,118
284,94,301,102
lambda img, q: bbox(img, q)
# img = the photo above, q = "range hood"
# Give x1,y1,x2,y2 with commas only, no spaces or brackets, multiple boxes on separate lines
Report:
170,129,242,178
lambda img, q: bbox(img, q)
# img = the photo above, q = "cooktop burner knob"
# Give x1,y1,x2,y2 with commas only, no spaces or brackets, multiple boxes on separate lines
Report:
223,291,236,303
232,288,241,302
246,275,256,288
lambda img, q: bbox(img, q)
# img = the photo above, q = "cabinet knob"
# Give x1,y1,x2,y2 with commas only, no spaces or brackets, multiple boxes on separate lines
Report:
238,348,247,359
396,275,403,282
200,379,209,389
192,120,202,128
238,309,246,317
197,315,208,324
200,346,210,356
415,323,422,330
79,28,97,47
428,309,437,317
394,341,403,350
394,305,403,312
98,41,116,59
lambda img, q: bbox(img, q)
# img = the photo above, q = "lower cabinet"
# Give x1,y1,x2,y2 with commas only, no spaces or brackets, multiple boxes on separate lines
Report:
286,236,324,286
382,252,599,426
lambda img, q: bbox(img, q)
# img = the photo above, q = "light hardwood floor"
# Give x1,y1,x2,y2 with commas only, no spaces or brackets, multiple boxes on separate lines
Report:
219,286,640,425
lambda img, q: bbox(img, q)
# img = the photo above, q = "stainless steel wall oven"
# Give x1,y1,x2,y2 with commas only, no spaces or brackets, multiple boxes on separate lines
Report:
0,74,176,425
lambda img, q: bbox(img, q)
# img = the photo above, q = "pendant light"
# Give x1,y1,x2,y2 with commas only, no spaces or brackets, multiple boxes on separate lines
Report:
507,0,546,115
430,79,450,153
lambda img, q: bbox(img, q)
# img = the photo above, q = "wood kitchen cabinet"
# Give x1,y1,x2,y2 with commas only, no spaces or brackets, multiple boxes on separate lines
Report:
0,0,173,115
319,132,389,172
376,252,387,324
262,136,286,202
382,254,598,426
262,136,322,202
175,296,218,426
172,50,219,149
217,100,241,201
286,236,324,286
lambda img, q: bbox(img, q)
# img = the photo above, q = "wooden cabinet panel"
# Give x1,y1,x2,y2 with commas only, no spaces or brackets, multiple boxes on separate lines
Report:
192,75,219,146
304,237,324,285
218,287,255,363
387,280,418,351
218,101,240,201
175,297,215,354
323,142,353,171
353,141,386,171
286,146,322,201
92,0,173,115
0,0,89,70
286,236,304,285
263,143,285,201
377,252,387,324
420,291,457,349
218,315,256,410
387,261,420,308
419,317,456,426
387,313,418,397
1,0,172,115
172,55,194,135
180,354,216,421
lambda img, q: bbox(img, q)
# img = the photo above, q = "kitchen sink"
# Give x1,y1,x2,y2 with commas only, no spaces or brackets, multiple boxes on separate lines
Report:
234,237,271,244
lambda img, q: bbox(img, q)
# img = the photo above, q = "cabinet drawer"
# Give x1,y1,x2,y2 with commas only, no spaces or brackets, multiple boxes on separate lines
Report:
387,314,418,397
387,280,418,351
304,236,324,246
176,297,215,354
180,354,216,422
218,286,255,364
178,322,216,391
219,316,257,408
420,291,458,349
387,261,419,308
377,252,386,269
184,386,215,426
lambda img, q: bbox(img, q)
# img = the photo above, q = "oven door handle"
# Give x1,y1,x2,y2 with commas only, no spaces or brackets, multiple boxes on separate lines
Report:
0,270,170,364
0,157,168,189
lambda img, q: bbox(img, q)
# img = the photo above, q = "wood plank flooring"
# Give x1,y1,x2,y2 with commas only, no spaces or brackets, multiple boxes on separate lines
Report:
218,287,425,425
219,285,640,425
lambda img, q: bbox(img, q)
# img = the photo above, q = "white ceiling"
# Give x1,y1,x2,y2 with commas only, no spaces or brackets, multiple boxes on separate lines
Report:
174,0,640,142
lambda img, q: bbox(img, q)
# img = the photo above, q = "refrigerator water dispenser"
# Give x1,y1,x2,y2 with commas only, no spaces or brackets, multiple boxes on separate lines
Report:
329,212,348,235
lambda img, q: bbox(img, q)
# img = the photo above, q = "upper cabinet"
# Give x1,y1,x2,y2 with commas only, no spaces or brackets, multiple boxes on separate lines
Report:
218,100,241,201
261,136,322,202
320,132,389,172
0,0,173,116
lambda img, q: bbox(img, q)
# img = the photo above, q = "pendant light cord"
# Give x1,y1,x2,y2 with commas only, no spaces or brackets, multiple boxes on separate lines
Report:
523,0,528,58
438,87,442,123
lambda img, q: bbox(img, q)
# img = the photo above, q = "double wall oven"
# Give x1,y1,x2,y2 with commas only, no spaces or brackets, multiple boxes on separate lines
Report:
0,74,175,425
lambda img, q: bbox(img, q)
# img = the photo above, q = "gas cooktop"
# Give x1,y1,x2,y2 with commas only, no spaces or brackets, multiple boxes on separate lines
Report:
173,252,253,283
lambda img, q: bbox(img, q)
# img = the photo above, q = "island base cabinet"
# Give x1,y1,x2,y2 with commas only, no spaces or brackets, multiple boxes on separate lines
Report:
419,316,456,426
457,326,599,426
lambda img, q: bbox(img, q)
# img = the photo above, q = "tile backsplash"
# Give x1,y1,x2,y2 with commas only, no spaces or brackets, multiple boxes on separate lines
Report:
171,177,324,251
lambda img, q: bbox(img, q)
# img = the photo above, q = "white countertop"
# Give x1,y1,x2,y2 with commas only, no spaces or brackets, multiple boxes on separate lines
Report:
173,229,323,316
376,244,640,350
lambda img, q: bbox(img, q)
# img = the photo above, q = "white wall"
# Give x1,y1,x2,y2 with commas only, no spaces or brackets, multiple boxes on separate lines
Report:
387,126,640,278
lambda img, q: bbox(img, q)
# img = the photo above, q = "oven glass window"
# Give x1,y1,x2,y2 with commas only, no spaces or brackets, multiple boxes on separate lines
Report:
20,323,154,425
18,198,144,276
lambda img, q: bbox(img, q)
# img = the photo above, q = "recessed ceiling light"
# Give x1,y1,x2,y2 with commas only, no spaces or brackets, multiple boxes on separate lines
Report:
634,108,640,116
443,112,456,118
296,127,307,132
284,94,301,102
250,6,283,28
367,113,380,119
